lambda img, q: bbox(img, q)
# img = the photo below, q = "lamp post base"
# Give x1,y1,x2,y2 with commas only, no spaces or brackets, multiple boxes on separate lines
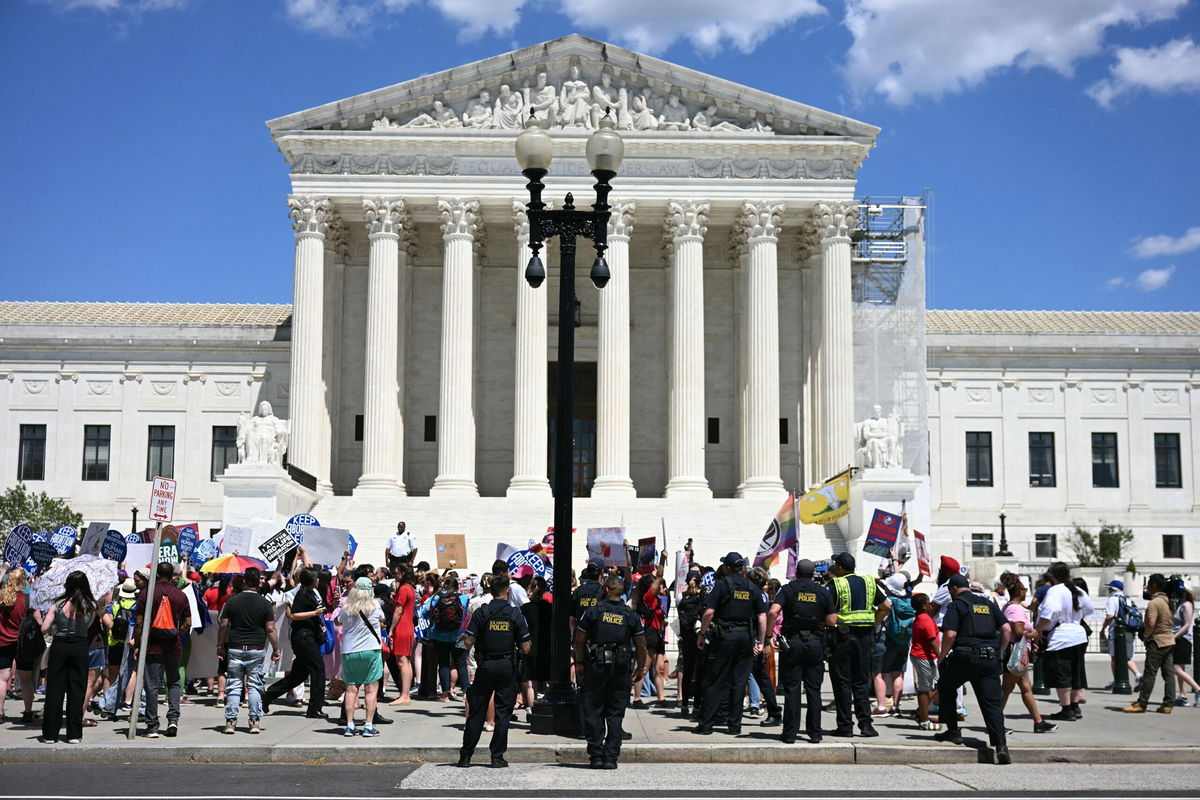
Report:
529,682,581,737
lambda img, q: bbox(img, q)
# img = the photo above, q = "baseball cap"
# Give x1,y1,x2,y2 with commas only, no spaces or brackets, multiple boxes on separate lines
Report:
833,552,856,571
1105,579,1124,591
354,577,373,590
513,565,535,579
587,557,605,569
796,558,816,577
721,552,745,567
947,574,969,589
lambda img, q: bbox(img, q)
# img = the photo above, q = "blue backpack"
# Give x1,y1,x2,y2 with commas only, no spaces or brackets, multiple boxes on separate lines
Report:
886,596,916,644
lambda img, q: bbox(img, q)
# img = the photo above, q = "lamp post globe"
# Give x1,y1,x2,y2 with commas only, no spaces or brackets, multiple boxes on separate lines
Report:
585,110,624,173
515,113,553,172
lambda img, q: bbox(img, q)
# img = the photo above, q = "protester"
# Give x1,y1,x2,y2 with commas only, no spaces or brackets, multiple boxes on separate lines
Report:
631,569,669,709
1099,580,1142,689
134,562,191,738
0,568,30,724
998,573,1056,733
877,572,913,716
425,575,468,702
338,577,385,737
80,592,112,726
262,567,327,720
40,571,103,744
674,571,703,718
387,563,416,706
520,575,551,719
217,567,279,734
1125,573,1177,713
202,577,232,700
1169,582,1199,706
1035,562,1094,722
908,593,940,730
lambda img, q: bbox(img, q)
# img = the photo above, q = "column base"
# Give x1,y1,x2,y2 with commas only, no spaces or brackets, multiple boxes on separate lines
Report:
353,475,407,498
737,477,786,500
590,476,637,499
430,475,479,497
507,476,552,497
664,478,712,499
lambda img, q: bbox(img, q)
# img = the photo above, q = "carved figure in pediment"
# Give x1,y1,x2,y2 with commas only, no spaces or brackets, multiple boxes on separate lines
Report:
403,99,461,129
589,70,620,128
615,85,633,129
371,116,400,130
630,94,659,130
463,90,493,128
493,84,524,130
525,71,558,127
692,104,747,133
559,64,592,128
659,92,691,131
750,111,773,133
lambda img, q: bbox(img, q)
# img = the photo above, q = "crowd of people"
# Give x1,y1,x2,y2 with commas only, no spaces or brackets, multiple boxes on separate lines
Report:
0,520,1196,768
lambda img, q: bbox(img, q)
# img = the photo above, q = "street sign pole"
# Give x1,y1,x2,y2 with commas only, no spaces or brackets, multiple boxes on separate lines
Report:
127,520,163,740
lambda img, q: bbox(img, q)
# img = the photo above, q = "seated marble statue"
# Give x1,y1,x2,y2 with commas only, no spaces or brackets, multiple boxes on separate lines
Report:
691,105,747,133
659,93,691,131
525,71,558,128
462,90,493,128
402,100,461,128
236,401,289,467
630,93,659,130
856,404,903,469
589,71,620,128
559,64,593,128
493,84,524,130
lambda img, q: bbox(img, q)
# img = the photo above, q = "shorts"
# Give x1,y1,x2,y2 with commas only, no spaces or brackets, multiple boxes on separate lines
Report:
871,634,886,675
1175,641,1192,667
1107,631,1136,658
87,648,107,671
881,640,910,674
107,643,125,666
644,626,666,656
910,657,938,693
0,642,16,670
1043,643,1087,690
342,649,384,686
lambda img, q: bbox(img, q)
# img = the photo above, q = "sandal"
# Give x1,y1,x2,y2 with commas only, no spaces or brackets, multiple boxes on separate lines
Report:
83,719,97,727
917,720,942,731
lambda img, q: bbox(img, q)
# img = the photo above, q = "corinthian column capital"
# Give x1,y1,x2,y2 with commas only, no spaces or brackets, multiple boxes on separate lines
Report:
665,200,709,241
326,213,350,259
607,201,636,239
812,201,858,241
363,197,406,238
438,198,480,239
288,195,330,237
738,201,785,243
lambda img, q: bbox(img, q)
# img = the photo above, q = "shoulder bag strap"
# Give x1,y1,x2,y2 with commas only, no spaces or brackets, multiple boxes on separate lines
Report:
358,610,381,643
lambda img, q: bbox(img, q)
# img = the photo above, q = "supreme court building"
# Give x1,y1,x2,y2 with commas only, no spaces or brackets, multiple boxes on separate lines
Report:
2,36,1197,577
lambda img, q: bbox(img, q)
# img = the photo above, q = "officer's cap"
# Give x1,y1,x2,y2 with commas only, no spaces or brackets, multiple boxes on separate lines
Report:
721,552,746,567
947,573,969,589
586,558,606,569
796,558,816,576
833,551,856,571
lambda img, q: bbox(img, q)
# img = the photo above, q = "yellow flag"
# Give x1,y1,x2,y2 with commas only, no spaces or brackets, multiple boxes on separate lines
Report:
797,470,851,525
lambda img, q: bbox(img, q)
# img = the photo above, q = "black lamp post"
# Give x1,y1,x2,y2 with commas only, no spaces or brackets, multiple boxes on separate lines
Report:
131,506,139,538
515,110,623,736
997,512,1012,557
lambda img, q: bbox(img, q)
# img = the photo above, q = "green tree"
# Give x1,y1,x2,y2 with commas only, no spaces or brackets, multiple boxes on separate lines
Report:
1066,521,1135,568
0,483,83,551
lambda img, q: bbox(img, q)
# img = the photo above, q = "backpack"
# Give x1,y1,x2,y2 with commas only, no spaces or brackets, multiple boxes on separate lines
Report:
16,606,46,662
1117,596,1144,636
110,599,135,642
148,595,179,644
431,591,464,632
886,596,916,644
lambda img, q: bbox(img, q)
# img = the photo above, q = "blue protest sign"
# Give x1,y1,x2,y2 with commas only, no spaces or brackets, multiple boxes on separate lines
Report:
193,538,219,564
285,514,320,545
506,550,546,577
100,530,128,563
347,532,358,558
31,531,48,544
50,525,77,555
700,570,716,592
30,541,57,574
863,509,901,559
176,525,199,560
3,524,34,567
125,532,142,544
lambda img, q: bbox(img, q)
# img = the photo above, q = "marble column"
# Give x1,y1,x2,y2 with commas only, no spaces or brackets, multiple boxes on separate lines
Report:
431,198,480,496
355,198,407,495
592,201,637,498
320,214,347,495
664,200,712,498
813,201,857,480
287,195,329,484
507,201,551,496
738,201,786,498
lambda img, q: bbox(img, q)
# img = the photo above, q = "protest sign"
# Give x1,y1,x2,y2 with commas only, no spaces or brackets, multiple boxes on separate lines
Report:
101,530,128,563
496,542,520,563
700,570,716,592
435,534,467,569
285,513,320,545
80,521,109,556
124,543,155,574
30,540,56,574
586,527,625,567
460,576,478,596
673,551,689,599
637,536,657,574
193,537,219,565
50,525,77,555
257,529,299,564
303,526,350,566
221,525,253,556
348,533,358,559
3,524,34,567
175,524,199,561
863,509,902,558
913,529,931,577
125,531,142,544
507,549,546,579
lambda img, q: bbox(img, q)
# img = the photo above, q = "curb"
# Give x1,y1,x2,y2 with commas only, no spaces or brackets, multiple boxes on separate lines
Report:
2,743,1197,765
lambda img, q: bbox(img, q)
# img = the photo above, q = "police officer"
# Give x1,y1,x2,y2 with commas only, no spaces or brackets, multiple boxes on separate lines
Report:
695,552,766,736
829,551,889,738
571,559,607,634
574,575,649,769
935,573,1012,765
766,558,836,744
457,575,531,768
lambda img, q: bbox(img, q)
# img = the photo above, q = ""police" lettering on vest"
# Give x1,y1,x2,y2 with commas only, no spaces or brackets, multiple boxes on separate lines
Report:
797,592,817,602
489,620,511,631
601,612,624,624
733,590,750,600
972,605,990,615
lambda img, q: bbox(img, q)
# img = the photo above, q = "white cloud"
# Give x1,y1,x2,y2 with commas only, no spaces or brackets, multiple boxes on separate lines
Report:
283,0,375,36
842,0,1187,105
428,0,526,38
1105,276,1127,289
1135,264,1176,291
560,0,825,54
1088,37,1200,108
1132,225,1200,258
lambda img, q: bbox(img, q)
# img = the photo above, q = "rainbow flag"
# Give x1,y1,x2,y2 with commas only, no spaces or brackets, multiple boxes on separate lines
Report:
753,493,798,570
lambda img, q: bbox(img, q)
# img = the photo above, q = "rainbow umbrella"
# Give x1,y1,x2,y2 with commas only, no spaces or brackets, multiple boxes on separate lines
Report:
198,553,268,574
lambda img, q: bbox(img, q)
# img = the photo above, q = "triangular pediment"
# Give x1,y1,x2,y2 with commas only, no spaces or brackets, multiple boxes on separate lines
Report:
266,34,878,142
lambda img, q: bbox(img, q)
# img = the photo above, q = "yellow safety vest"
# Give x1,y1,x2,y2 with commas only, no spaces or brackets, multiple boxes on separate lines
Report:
832,573,877,627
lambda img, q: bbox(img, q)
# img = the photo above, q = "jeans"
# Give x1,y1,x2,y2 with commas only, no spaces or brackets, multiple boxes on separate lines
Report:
145,653,182,732
747,668,762,707
225,648,267,721
101,644,132,714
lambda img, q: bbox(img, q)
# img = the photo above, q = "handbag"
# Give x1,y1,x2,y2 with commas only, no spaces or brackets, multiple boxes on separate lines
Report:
1006,635,1031,675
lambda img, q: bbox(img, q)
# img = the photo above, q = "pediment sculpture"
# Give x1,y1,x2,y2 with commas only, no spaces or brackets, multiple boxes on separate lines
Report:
236,400,290,467
370,65,774,134
856,404,904,469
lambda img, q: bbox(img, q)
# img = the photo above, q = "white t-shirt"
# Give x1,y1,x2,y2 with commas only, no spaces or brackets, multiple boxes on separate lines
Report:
339,602,385,654
1037,583,1095,651
508,581,530,609
387,531,417,558
932,582,952,624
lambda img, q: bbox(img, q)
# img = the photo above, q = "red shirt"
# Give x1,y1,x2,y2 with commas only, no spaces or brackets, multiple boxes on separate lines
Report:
642,589,665,632
202,586,229,612
910,612,939,660
0,593,28,647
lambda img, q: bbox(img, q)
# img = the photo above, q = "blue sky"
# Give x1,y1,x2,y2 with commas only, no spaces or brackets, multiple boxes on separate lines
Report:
1,0,1198,311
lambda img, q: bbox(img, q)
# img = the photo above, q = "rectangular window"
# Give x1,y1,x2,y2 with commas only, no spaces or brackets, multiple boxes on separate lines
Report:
1091,432,1119,488
971,533,994,558
146,425,175,480
779,418,789,445
211,425,238,481
965,431,993,487
1154,433,1182,488
1163,534,1184,559
81,425,111,481
18,424,47,481
354,415,364,442
707,417,720,445
424,415,436,443
1028,432,1056,487
1035,533,1058,559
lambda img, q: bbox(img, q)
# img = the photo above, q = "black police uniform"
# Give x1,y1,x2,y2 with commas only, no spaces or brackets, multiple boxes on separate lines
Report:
460,598,530,764
571,579,605,626
830,573,886,734
698,572,766,734
775,577,835,741
578,599,645,766
938,591,1008,748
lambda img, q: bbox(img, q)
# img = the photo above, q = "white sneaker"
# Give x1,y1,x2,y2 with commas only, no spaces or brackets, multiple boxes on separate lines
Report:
484,722,495,732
